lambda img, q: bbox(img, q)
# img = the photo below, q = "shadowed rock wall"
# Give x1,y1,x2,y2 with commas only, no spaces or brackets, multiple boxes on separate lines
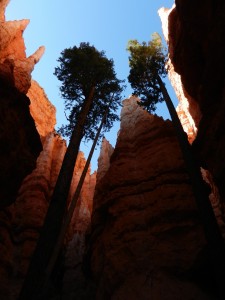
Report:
165,1,225,207
0,1,43,208
0,80,42,208
86,98,210,299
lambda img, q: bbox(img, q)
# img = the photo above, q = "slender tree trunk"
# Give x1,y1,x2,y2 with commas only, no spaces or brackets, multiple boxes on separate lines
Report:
18,87,95,300
40,105,109,294
157,74,225,299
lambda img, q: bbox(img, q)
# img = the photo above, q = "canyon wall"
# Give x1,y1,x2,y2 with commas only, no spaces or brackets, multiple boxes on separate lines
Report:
0,3,96,299
0,0,44,207
28,80,56,139
86,97,212,299
160,1,225,210
0,81,96,299
0,80,42,208
158,5,201,144
9,131,96,300
1,0,225,299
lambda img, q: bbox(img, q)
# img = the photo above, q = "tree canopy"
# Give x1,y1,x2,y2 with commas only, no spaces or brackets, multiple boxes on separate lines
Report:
54,42,125,141
127,33,167,112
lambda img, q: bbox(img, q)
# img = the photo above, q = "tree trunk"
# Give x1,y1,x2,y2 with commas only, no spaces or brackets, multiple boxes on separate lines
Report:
157,74,225,299
18,87,95,300
42,105,109,292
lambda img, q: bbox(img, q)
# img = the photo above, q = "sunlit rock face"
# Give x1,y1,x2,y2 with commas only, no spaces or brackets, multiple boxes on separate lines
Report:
28,80,56,139
0,4,43,208
160,1,225,210
0,0,9,21
0,9,45,94
96,137,114,183
158,6,200,144
87,97,209,299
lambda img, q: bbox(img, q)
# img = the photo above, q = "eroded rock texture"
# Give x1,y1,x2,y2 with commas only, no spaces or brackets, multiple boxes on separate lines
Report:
0,80,42,208
0,0,43,208
28,80,56,139
164,1,225,207
87,97,210,299
0,3,96,299
6,134,96,300
0,58,96,300
0,89,96,299
96,138,114,183
0,13,45,93
0,0,9,21
158,6,200,143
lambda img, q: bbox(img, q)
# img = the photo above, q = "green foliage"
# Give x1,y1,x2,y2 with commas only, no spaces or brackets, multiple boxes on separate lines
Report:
54,42,125,141
127,33,167,112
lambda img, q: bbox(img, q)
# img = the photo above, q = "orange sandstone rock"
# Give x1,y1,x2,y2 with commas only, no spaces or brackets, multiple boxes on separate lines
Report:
0,3,96,299
158,6,200,143
165,1,225,201
87,97,208,299
97,138,114,183
6,133,96,299
0,0,9,21
159,1,225,220
0,1,43,208
28,80,56,139
0,7,45,93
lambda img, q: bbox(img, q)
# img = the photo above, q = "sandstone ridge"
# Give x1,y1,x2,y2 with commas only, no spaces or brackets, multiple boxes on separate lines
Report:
87,97,208,299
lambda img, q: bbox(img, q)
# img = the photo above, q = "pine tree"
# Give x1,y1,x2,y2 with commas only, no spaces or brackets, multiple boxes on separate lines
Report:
55,42,124,141
127,33,167,112
19,42,124,300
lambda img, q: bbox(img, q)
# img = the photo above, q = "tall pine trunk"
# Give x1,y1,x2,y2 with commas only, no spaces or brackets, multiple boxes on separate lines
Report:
18,87,95,300
41,105,109,294
157,75,225,299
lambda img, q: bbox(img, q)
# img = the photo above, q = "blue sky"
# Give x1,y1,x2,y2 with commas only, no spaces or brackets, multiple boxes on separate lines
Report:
6,0,175,171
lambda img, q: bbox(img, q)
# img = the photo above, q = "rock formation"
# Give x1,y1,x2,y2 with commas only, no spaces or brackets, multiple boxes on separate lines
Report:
0,80,42,208
159,2,225,238
159,1,225,209
0,13,45,94
0,130,96,299
0,0,9,22
0,68,96,300
8,133,96,300
1,0,225,299
0,2,43,208
158,6,200,144
96,138,114,183
0,3,96,299
28,80,56,139
86,97,211,299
